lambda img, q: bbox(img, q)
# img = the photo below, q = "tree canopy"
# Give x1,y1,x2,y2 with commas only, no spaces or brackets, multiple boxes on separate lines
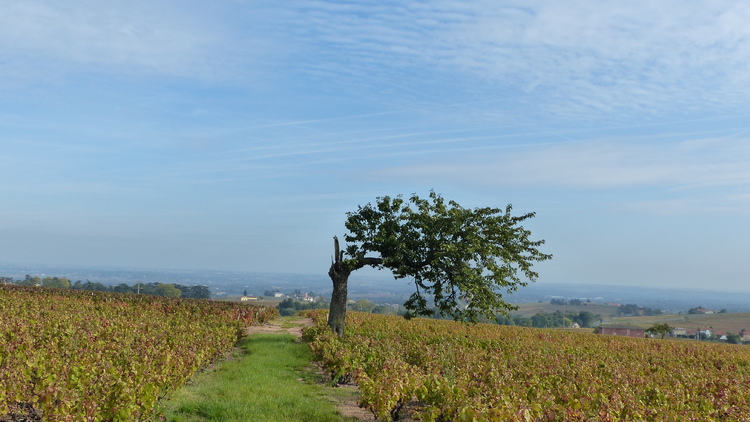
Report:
329,192,551,330
646,323,672,339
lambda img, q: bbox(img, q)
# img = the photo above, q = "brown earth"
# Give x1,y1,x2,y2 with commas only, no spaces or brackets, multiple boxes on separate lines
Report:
0,402,43,422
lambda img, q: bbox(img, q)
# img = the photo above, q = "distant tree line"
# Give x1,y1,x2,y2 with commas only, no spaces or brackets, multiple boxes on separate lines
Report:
616,304,662,317
2,276,210,299
348,299,401,315
276,298,328,316
549,299,664,318
497,310,599,329
549,298,587,306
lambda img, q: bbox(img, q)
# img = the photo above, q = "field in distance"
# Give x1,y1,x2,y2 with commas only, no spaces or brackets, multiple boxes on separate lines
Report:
609,312,750,334
513,301,750,334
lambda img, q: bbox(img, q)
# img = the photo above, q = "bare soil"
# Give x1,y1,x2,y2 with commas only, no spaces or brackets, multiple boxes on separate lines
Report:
0,402,43,422
244,317,313,338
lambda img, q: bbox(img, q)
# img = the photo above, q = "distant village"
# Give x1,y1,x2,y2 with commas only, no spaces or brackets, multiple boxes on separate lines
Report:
598,306,750,344
239,289,322,303
598,324,750,342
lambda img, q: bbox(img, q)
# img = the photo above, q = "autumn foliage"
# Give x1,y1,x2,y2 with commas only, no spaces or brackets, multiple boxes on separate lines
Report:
0,284,278,421
304,310,750,421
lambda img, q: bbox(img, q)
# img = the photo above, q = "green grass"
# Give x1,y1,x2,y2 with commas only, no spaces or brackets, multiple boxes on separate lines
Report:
155,333,357,422
280,319,306,329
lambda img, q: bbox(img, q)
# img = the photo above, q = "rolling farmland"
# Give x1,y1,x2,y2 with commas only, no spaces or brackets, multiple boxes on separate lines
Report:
609,312,750,335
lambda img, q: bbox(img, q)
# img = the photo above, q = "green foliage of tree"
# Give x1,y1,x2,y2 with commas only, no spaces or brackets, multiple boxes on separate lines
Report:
496,315,516,326
646,323,672,339
18,275,41,286
528,311,574,328
113,283,134,294
8,276,211,299
617,304,662,317
155,283,182,298
137,283,162,296
496,310,598,329
175,284,211,299
72,280,110,292
350,299,377,313
276,298,327,316
372,305,397,315
575,311,596,328
41,277,71,289
328,192,551,335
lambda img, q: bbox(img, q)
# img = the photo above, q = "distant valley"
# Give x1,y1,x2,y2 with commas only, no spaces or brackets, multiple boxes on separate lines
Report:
3,263,750,314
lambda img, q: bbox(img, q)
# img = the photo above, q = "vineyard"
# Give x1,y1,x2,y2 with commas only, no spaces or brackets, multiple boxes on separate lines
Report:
0,284,278,421
304,310,750,421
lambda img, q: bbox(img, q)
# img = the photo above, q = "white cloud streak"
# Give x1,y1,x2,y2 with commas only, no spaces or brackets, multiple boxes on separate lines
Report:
0,1,274,83
5,1,750,119
373,135,750,208
281,1,750,117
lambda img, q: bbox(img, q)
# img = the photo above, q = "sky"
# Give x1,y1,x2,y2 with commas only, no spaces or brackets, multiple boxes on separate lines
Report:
2,1,750,292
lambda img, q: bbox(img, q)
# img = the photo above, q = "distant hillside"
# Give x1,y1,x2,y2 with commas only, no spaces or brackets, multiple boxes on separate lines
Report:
512,302,621,319
5,263,750,313
512,302,750,335
510,282,750,313
610,312,750,334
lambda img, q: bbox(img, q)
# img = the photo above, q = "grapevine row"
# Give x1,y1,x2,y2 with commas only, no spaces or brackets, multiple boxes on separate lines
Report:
0,284,278,421
304,310,750,421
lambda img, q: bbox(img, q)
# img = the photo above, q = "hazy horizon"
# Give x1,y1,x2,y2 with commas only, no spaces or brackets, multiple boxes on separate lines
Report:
4,261,750,297
2,2,749,293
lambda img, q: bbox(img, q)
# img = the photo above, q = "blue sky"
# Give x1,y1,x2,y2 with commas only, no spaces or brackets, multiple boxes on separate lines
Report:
2,1,750,292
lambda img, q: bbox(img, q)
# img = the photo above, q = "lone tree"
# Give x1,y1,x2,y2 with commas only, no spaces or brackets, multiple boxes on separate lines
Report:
327,192,552,336
646,323,672,339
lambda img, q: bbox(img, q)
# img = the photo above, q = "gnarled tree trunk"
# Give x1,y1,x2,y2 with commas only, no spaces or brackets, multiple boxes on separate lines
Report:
328,236,351,336
327,236,382,336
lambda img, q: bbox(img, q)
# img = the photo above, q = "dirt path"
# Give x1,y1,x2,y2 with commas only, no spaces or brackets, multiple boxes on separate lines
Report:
245,316,313,338
246,317,375,421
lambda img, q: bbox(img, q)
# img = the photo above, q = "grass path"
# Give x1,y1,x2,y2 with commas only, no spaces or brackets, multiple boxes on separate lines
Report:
154,317,367,422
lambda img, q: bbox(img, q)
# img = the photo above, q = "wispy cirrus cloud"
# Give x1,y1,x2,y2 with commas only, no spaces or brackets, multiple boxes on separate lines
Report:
0,1,276,83
280,1,750,118
6,1,750,119
372,134,750,212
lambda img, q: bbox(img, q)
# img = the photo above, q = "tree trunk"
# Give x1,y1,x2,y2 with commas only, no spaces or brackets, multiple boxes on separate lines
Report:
328,236,351,336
